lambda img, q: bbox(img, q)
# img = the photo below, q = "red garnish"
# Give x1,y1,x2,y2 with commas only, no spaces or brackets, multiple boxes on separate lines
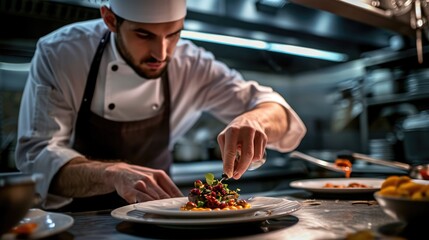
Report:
335,158,352,178
10,222,38,235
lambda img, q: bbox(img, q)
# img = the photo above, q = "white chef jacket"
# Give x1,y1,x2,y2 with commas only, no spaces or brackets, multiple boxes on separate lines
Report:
15,19,306,209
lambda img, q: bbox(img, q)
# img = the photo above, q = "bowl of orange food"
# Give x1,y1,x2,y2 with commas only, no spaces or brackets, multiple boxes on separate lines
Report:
374,175,429,225
0,172,42,235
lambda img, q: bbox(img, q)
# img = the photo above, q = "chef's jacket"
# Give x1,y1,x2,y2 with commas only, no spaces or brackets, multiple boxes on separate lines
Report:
15,19,306,209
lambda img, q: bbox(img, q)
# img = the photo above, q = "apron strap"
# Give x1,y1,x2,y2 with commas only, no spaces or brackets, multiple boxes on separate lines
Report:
65,30,172,212
79,31,111,118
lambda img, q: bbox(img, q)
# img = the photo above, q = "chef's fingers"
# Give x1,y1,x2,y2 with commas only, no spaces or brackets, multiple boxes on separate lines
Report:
134,180,170,199
134,193,155,203
150,170,183,197
233,130,255,179
219,128,240,178
217,132,225,163
253,131,267,162
135,172,184,198
121,189,154,204
128,166,183,197
156,177,184,197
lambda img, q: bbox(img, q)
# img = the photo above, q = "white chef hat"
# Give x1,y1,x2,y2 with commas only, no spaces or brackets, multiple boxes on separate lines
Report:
109,0,187,23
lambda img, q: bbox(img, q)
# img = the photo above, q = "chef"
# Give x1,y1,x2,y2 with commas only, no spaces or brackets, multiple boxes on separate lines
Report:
15,0,306,211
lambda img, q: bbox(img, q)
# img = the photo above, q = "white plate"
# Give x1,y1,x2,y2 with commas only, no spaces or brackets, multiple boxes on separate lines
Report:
111,198,301,227
1,208,74,239
290,178,384,194
413,179,429,185
133,196,284,218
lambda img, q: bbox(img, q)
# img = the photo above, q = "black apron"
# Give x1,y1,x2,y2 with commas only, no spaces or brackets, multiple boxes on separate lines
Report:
58,31,172,212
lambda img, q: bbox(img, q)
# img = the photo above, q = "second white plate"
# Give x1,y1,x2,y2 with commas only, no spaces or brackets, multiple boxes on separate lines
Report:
1,208,74,239
133,196,284,218
290,178,384,194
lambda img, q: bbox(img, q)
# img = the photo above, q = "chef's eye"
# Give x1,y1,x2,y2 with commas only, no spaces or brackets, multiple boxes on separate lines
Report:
168,30,182,38
136,32,151,39
170,31,181,37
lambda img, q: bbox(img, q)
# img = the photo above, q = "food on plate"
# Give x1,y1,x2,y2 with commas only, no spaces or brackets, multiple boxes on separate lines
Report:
378,175,429,200
9,222,38,235
181,173,251,211
334,158,352,178
323,182,371,188
345,229,377,240
419,167,429,180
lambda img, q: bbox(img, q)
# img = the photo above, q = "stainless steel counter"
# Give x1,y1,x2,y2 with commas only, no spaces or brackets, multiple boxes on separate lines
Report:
50,190,420,240
31,157,418,239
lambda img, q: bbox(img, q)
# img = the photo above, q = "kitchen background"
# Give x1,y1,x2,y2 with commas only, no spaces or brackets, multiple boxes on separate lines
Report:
1,0,429,193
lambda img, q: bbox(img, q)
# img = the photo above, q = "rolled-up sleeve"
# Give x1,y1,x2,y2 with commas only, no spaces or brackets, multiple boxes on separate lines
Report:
169,40,307,153
15,39,84,209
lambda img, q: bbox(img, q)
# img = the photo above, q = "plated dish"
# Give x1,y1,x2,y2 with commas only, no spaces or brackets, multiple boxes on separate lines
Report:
1,208,74,239
289,178,384,194
133,196,284,218
181,173,251,212
111,197,302,227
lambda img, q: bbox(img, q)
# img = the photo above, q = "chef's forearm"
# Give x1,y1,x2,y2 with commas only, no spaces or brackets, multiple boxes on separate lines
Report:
251,102,289,143
49,156,117,197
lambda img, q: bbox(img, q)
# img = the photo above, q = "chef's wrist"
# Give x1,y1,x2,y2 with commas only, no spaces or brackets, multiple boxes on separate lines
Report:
103,162,129,190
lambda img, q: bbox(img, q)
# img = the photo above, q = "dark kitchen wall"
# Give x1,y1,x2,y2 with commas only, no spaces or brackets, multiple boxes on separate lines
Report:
177,60,367,164
283,60,366,152
1,0,425,167
0,0,402,70
233,60,366,153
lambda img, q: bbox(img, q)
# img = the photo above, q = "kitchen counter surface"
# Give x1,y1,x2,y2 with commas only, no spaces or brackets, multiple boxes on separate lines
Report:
5,157,417,239
38,189,421,240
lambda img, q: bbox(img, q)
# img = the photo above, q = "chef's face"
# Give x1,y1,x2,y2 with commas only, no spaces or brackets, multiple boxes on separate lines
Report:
102,7,183,79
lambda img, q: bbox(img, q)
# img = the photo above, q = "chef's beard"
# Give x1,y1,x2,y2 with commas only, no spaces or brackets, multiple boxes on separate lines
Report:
116,34,169,80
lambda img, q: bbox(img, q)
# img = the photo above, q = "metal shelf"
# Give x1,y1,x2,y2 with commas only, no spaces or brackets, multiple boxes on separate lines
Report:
362,46,429,68
355,41,429,154
290,0,414,36
366,92,429,106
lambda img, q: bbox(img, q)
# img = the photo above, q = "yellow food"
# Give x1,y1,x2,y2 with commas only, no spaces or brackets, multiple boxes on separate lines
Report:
397,176,412,186
345,230,376,240
380,175,400,189
378,175,429,200
180,204,250,211
397,181,424,195
379,185,398,196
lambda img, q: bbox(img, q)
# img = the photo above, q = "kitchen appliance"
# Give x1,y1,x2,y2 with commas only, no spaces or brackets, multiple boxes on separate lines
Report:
290,150,429,180
401,110,429,164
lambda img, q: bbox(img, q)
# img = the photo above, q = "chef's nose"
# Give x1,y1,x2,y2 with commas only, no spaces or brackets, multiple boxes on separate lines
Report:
150,38,167,62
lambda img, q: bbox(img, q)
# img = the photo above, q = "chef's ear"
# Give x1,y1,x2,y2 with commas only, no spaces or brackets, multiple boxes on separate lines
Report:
100,6,118,32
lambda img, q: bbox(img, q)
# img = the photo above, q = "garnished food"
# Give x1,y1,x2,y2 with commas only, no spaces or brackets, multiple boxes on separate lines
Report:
323,182,370,188
379,175,429,200
334,158,352,178
180,173,251,211
321,158,358,188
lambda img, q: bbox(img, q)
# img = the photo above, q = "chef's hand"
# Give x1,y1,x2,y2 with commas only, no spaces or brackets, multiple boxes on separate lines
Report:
51,158,183,204
217,103,289,179
217,113,268,180
105,163,184,204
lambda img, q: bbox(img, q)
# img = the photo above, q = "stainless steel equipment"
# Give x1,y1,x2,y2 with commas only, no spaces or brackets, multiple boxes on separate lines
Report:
290,150,429,180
